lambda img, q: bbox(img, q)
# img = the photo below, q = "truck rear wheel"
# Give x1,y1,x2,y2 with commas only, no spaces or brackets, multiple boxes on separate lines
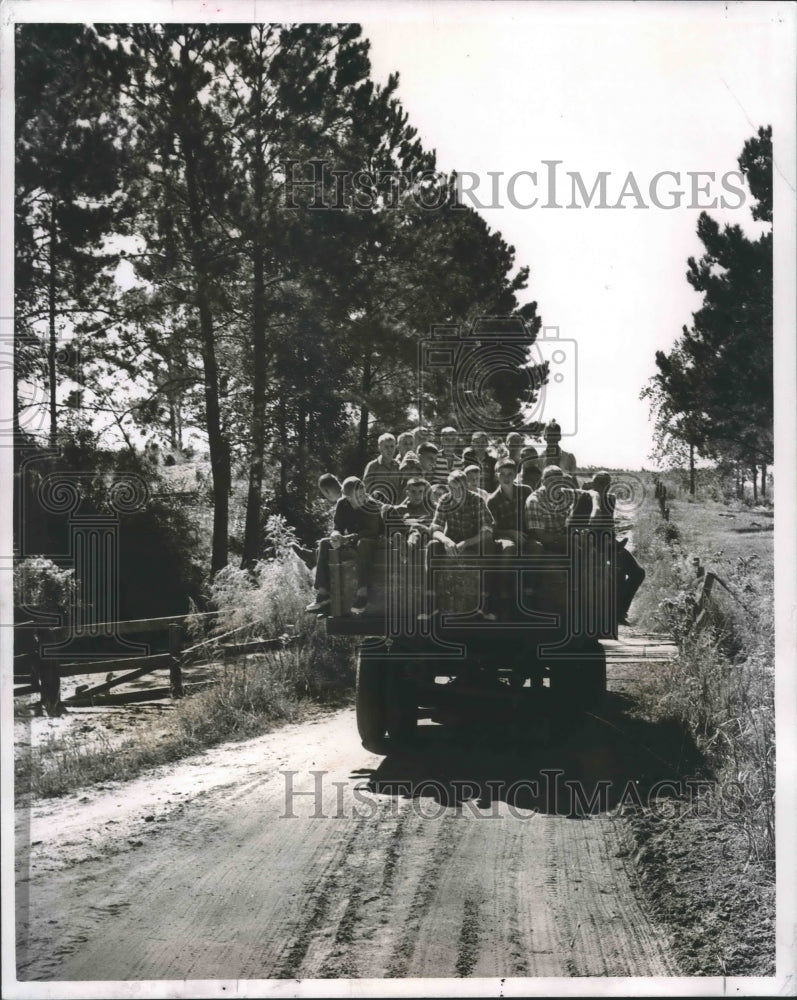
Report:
579,642,607,704
386,663,418,744
548,640,606,707
356,649,387,751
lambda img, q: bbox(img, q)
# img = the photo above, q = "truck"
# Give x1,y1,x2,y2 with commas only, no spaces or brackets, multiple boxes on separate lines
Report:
325,519,619,752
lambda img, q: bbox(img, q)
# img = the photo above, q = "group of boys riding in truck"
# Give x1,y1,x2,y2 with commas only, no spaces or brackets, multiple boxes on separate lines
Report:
303,419,645,628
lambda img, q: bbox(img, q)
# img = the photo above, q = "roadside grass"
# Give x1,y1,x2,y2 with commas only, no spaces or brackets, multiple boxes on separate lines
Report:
16,540,356,803
620,494,775,974
628,495,775,868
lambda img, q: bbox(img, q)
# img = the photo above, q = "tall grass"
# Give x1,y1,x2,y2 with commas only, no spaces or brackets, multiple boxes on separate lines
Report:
17,649,301,800
630,502,775,868
17,518,356,802
206,516,355,700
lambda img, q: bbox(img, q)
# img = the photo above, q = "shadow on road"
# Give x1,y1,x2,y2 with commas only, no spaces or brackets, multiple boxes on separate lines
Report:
350,692,705,817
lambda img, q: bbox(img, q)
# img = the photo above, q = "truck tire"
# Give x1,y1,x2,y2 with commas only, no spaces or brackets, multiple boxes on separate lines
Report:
577,641,607,705
548,640,606,707
386,662,418,744
356,649,387,752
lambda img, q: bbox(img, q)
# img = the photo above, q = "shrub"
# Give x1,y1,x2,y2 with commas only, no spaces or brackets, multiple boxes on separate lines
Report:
14,556,75,616
14,436,204,621
208,516,354,700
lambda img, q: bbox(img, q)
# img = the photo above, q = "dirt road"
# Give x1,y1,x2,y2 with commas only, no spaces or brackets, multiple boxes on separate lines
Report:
16,657,690,983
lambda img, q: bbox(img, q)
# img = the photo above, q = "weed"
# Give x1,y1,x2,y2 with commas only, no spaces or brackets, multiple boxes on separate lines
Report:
631,500,774,868
17,520,356,802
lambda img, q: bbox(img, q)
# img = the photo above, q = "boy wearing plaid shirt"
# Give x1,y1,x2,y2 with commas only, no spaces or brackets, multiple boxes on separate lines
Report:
525,465,585,553
419,469,497,620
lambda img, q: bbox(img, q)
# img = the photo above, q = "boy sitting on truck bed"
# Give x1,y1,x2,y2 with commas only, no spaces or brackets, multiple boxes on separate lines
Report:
293,473,342,570
383,476,434,545
462,458,491,500
382,476,435,589
417,441,447,486
517,446,542,491
419,468,497,621
539,419,577,476
306,476,383,616
439,426,464,474
469,430,498,493
525,465,584,553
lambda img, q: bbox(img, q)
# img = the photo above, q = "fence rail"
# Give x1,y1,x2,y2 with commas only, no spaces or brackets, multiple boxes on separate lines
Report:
13,608,295,716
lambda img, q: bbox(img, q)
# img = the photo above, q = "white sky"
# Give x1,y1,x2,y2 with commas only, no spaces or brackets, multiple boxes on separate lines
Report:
355,3,792,467
2,0,794,470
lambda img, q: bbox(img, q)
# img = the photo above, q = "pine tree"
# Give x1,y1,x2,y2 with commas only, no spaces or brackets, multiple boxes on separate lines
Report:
113,23,239,573
15,24,126,450
645,127,772,488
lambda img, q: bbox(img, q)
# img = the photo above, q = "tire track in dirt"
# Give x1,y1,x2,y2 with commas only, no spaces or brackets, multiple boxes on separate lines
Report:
455,897,481,977
385,809,465,977
16,707,681,982
275,813,369,978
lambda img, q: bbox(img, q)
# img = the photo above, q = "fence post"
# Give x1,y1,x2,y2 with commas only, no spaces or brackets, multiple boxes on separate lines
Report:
168,623,185,698
35,628,63,717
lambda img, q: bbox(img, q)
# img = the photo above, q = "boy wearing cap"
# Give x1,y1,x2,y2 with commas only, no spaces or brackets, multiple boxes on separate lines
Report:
540,419,577,475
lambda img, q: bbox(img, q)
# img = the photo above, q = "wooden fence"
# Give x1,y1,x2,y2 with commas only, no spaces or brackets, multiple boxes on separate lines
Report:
13,610,296,716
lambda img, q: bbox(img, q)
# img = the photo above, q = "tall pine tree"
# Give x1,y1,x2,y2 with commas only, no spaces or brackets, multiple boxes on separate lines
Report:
646,126,772,491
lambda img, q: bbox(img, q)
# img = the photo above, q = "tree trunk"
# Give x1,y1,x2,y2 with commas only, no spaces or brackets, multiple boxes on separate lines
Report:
689,442,695,496
240,240,267,567
48,201,57,451
751,464,758,502
296,400,308,510
761,462,767,498
178,79,229,575
168,395,177,451
278,390,288,504
241,63,269,570
358,352,371,471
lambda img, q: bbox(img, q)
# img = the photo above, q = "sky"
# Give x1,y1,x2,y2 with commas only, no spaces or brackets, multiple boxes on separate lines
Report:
2,1,794,471
353,2,792,468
